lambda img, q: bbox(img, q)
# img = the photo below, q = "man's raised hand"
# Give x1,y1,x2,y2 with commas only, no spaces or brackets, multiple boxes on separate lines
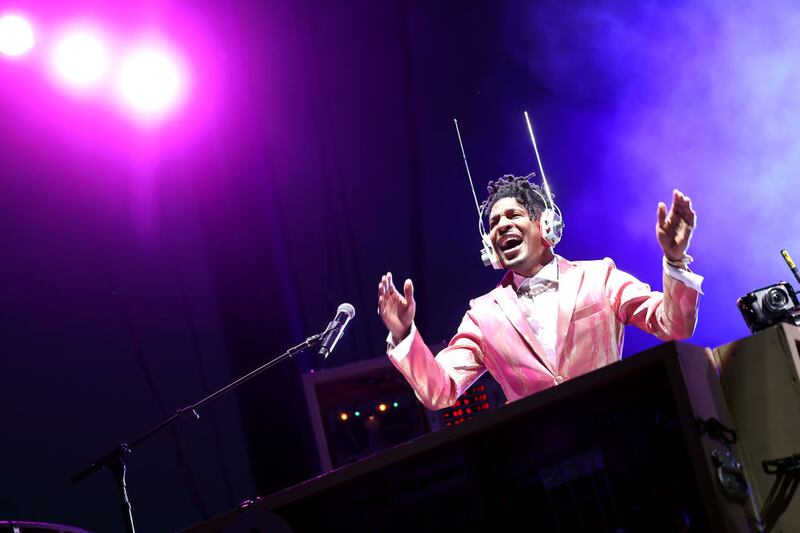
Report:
657,189,697,263
377,272,416,343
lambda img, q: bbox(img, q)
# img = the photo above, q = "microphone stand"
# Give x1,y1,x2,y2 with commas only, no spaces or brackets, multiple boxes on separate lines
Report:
70,330,328,533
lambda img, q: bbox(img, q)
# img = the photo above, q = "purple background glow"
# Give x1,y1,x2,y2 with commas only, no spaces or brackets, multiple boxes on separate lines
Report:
1,0,798,531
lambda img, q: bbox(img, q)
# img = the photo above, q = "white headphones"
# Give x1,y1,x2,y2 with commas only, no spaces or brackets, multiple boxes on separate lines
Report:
455,113,565,271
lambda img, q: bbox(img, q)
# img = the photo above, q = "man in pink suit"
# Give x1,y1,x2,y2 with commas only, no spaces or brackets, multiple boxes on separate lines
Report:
377,175,702,410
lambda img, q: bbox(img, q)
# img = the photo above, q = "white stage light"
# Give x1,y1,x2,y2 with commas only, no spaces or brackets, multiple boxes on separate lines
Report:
0,14,35,57
52,29,108,89
117,45,186,121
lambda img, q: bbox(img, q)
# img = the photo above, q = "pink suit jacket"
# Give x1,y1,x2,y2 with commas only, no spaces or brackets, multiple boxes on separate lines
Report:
389,256,700,410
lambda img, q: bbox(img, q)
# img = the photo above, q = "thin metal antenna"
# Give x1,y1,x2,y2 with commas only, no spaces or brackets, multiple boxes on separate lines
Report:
524,111,555,209
454,119,483,218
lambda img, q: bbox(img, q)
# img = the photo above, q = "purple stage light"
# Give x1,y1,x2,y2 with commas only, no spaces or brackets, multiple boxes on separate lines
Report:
117,44,187,123
51,28,108,90
0,14,35,57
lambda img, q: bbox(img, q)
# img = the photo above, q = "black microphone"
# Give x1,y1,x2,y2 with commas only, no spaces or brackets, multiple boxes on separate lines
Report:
318,303,355,358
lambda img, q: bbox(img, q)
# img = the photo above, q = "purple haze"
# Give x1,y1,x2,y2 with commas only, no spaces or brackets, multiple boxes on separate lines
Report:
504,0,800,350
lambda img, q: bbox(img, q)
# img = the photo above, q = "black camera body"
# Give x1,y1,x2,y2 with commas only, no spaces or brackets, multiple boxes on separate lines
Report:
737,281,800,333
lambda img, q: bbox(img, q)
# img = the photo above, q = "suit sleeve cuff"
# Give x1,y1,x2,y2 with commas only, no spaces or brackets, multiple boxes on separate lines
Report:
386,322,417,362
664,257,704,294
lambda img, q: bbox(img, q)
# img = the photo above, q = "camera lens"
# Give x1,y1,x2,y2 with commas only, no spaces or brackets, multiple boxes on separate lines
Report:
764,287,790,313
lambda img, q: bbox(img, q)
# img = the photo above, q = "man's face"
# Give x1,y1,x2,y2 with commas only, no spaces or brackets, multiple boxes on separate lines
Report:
488,196,548,276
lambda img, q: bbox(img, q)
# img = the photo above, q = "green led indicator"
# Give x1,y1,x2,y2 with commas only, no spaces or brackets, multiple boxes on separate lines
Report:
393,402,399,408
354,411,361,417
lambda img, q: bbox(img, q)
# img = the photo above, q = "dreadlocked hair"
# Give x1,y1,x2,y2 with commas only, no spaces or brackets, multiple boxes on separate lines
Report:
483,173,549,221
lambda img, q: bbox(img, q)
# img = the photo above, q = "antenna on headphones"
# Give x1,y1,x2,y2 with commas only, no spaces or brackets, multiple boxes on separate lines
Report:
453,119,502,269
454,119,483,218
523,111,564,248
524,111,555,210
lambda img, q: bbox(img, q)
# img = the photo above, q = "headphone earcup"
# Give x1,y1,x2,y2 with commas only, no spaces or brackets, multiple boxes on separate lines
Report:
481,234,503,270
539,209,554,248
539,209,562,248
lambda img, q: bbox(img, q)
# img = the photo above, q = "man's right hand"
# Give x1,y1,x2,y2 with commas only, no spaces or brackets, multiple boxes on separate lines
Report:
378,272,416,344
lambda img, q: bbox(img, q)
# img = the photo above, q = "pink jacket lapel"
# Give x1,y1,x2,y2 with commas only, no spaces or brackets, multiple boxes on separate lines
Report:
555,256,583,360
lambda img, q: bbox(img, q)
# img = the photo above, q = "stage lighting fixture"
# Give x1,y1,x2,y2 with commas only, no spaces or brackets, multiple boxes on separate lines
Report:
117,45,186,120
0,14,34,57
52,30,108,89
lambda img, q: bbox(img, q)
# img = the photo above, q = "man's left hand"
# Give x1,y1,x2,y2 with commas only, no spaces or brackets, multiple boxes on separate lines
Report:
657,189,696,262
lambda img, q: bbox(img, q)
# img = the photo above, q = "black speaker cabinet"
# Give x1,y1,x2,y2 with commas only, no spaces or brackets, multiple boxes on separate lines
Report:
185,342,753,532
714,323,800,531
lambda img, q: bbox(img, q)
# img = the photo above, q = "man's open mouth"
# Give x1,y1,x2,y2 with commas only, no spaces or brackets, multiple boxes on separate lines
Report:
498,235,523,254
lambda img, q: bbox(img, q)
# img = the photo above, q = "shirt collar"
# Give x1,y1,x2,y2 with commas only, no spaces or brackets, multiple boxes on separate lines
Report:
512,256,559,291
